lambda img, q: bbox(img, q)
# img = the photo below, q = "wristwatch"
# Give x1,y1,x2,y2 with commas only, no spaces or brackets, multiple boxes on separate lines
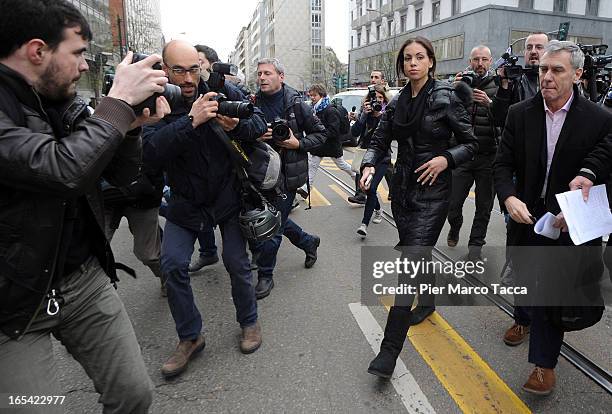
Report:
188,115,194,123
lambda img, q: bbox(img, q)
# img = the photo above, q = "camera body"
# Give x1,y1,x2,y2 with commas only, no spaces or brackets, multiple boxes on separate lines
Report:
367,85,383,112
207,62,239,92
267,118,291,142
213,93,254,119
101,53,181,115
495,53,539,82
460,70,480,87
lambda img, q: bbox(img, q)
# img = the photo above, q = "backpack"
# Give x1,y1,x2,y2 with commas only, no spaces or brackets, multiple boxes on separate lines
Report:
332,102,350,135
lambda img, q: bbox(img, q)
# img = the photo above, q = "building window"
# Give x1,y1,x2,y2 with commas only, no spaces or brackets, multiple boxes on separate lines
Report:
358,0,362,16
400,14,406,32
367,0,372,9
376,24,381,40
452,0,461,15
311,0,321,11
387,19,393,37
357,32,362,46
431,34,464,61
312,28,321,42
351,35,354,48
311,13,321,27
351,10,354,21
518,0,533,8
432,1,440,22
553,0,567,12
366,27,370,44
415,6,423,28
586,0,599,15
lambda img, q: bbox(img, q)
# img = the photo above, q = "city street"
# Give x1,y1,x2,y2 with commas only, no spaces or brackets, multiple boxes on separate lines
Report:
54,148,611,413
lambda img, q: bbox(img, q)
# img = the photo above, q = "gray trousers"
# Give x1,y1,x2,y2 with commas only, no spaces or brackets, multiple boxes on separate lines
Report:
0,257,153,414
105,206,162,279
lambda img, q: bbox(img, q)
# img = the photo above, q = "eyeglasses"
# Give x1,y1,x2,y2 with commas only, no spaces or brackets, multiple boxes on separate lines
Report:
167,65,201,76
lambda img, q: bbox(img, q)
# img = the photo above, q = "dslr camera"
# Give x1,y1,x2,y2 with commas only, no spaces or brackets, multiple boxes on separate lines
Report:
497,53,538,81
206,61,254,119
367,85,383,112
267,118,291,142
213,93,254,119
459,70,480,87
102,53,181,115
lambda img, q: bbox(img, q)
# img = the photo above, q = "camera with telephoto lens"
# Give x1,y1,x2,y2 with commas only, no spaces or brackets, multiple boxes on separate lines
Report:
367,85,383,112
212,93,254,119
497,53,539,81
207,61,239,92
101,53,181,115
459,70,480,87
578,44,612,80
267,117,291,142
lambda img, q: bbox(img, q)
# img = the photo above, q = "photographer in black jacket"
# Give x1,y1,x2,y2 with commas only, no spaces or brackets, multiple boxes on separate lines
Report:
492,32,549,127
252,58,327,299
0,0,169,411
447,45,499,261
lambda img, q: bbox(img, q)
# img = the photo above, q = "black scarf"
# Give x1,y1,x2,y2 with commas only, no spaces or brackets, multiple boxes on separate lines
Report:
393,77,434,141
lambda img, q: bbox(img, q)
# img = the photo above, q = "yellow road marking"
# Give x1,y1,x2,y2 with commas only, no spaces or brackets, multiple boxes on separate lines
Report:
380,297,531,414
469,191,475,198
329,184,355,206
308,187,331,207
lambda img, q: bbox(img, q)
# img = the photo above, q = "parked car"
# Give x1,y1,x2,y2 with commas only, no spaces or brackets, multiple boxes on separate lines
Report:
331,87,401,146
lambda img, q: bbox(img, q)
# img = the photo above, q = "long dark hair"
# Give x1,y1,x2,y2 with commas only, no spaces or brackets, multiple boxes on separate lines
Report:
395,36,437,80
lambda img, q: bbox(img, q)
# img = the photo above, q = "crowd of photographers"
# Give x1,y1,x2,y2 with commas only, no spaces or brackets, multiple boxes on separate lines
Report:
1,1,612,412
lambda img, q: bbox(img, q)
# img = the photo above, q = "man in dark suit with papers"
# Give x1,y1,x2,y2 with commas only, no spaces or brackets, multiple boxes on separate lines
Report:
494,40,612,395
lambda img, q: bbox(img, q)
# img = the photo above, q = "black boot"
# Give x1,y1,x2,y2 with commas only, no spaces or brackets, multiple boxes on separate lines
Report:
348,174,367,204
368,306,412,379
408,305,435,325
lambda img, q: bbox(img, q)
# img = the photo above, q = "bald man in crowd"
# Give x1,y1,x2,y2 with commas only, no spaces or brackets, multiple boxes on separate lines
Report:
142,41,268,378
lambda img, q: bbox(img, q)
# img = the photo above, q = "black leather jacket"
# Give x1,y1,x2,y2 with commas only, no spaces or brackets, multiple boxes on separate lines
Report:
0,64,140,339
492,71,539,129
362,81,478,245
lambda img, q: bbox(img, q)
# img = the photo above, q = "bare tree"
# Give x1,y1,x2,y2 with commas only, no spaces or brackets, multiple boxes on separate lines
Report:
125,0,163,54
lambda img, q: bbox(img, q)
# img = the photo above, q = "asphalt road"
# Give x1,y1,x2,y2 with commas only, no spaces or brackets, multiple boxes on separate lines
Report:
53,148,611,413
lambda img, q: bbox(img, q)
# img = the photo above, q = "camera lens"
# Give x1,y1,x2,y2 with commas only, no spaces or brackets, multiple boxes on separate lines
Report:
218,101,254,119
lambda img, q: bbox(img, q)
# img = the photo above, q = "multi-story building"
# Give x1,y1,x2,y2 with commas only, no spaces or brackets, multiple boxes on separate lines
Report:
349,0,612,85
123,0,164,55
65,0,114,103
231,0,326,94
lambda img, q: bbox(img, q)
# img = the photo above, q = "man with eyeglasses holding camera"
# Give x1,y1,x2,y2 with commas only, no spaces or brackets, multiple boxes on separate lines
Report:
143,40,268,379
446,45,499,263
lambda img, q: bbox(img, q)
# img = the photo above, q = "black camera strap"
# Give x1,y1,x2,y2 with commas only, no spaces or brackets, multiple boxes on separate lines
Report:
208,121,274,209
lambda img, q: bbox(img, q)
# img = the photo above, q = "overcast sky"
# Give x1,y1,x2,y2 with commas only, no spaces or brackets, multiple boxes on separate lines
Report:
160,0,349,63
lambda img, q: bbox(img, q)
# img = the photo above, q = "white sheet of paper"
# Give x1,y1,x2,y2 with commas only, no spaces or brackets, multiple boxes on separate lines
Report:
555,185,612,245
534,212,561,240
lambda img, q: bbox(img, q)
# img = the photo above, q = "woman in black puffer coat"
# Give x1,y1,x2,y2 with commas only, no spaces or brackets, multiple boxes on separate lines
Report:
360,36,479,379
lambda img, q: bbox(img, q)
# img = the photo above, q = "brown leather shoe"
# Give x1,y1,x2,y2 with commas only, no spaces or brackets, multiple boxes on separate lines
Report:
522,366,555,395
161,335,206,378
240,322,262,354
503,323,530,346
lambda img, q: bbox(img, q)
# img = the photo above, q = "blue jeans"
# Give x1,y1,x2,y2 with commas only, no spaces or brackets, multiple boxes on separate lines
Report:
197,225,218,258
363,161,388,225
257,191,316,280
161,218,257,341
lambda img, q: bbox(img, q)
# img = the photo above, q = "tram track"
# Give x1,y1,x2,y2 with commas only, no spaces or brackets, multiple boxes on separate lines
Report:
319,163,612,395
